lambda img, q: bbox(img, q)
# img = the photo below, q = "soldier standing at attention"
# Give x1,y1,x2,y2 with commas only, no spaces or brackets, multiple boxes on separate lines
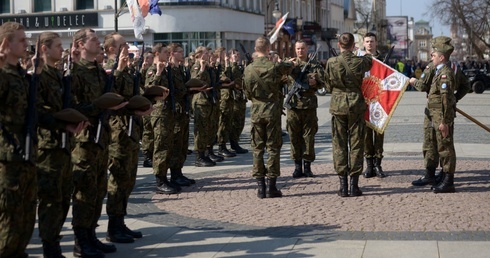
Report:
0,21,43,258
288,40,326,178
409,37,459,193
229,50,249,154
103,32,153,243
36,31,88,257
359,32,387,178
243,36,295,199
324,32,372,197
70,28,128,257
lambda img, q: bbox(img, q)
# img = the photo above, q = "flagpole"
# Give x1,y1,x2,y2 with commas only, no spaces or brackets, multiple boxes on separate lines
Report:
115,0,118,32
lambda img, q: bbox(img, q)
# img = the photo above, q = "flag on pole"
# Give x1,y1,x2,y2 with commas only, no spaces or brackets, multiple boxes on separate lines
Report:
362,58,409,134
283,19,295,36
138,0,150,17
149,0,162,15
127,0,145,40
269,12,289,44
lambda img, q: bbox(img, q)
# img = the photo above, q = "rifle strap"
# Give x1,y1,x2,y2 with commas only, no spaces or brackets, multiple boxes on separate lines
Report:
249,66,268,92
338,55,362,86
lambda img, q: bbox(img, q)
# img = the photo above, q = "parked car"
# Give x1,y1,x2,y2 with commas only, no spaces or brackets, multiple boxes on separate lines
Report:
463,69,490,94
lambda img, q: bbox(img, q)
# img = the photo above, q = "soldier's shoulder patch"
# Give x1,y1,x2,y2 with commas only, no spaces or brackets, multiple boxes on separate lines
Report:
421,73,425,78
441,74,447,79
442,83,447,89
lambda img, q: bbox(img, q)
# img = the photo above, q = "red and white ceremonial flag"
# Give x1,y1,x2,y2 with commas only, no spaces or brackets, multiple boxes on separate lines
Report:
362,58,409,134
269,12,289,44
127,0,145,40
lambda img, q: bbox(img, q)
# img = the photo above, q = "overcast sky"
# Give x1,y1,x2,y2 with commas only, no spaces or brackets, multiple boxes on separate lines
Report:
386,0,451,36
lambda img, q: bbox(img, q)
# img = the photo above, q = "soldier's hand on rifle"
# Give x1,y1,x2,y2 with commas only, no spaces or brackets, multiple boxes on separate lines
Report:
108,101,129,110
66,120,90,134
154,87,169,101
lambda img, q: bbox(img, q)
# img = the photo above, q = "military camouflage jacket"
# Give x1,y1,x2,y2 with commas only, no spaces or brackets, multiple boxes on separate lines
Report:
243,56,294,122
325,51,372,115
190,62,214,105
288,59,326,109
427,64,457,124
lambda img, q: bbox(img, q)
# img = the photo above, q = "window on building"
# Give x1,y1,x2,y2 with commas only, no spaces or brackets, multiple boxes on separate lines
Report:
77,0,94,10
0,0,9,13
419,40,427,48
34,0,51,12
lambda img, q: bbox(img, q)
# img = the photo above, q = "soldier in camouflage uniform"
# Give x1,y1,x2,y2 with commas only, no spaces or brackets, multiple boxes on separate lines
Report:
243,36,295,199
36,31,88,258
359,32,387,178
0,21,42,258
103,32,150,244
140,50,154,167
410,37,465,193
206,48,224,162
70,28,128,257
324,33,372,197
191,46,219,167
217,48,242,157
229,51,249,154
287,40,326,178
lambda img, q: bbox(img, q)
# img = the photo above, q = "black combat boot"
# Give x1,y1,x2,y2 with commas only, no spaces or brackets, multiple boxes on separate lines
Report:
363,158,375,178
292,160,303,178
42,240,64,258
143,154,153,168
106,216,134,243
155,175,180,194
338,175,349,197
434,168,445,186
256,178,266,199
120,216,143,239
373,157,386,178
412,167,436,186
170,168,192,186
90,228,116,253
230,140,248,154
433,173,455,193
73,228,105,258
350,175,363,196
303,161,314,177
218,144,236,157
266,177,282,198
195,151,215,167
207,146,224,162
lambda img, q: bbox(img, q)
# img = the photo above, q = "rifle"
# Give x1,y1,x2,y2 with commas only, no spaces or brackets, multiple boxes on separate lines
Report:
383,45,394,64
128,44,145,139
24,38,41,162
326,40,338,57
284,45,321,110
94,45,121,148
238,42,253,64
166,62,176,111
61,42,73,152
206,66,217,104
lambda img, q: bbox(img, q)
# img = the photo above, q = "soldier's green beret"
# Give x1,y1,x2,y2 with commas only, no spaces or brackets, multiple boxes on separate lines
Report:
126,95,152,111
53,108,88,123
185,78,205,88
430,36,452,45
92,92,124,109
143,85,167,97
432,42,454,56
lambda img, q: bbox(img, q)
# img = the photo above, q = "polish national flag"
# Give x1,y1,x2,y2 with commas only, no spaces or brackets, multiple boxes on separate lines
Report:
362,58,409,134
269,12,289,44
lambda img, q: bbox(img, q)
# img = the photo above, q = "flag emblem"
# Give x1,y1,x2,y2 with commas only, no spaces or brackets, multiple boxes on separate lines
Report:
362,58,409,133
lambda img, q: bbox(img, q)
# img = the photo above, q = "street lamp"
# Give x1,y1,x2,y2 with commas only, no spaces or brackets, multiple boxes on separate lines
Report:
297,17,303,41
272,2,281,20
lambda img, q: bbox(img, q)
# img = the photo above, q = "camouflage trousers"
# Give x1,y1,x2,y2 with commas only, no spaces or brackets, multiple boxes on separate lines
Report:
364,126,384,159
423,107,456,173
152,110,176,177
0,161,37,258
193,103,219,151
286,108,318,162
331,113,365,176
141,115,154,158
37,148,73,243
251,117,282,178
71,142,109,230
230,99,247,143
217,91,234,145
169,113,190,169
107,128,140,216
